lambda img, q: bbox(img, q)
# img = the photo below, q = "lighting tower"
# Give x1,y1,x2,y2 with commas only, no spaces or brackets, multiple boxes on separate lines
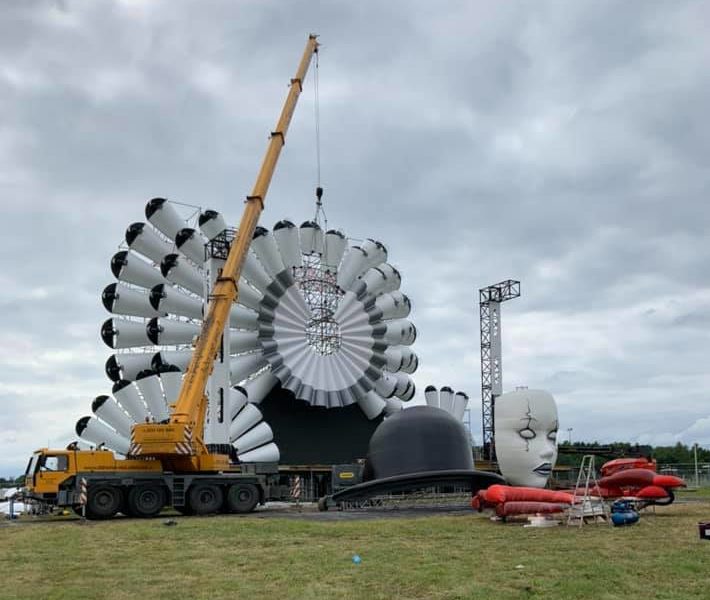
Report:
479,279,520,461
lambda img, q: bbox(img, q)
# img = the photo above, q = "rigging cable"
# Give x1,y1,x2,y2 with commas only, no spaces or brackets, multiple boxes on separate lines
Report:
312,46,327,233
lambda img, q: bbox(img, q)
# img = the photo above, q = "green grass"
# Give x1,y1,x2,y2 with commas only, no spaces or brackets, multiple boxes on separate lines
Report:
677,486,710,499
2,501,710,600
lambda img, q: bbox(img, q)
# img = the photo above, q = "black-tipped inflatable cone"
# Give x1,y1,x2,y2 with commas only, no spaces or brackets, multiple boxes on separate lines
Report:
145,197,168,220
105,355,122,382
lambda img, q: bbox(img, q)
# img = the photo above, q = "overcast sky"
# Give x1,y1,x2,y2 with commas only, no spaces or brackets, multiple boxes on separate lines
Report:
1,0,708,476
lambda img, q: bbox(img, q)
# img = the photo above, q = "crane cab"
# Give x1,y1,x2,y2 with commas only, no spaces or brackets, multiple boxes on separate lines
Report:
23,447,163,505
24,449,74,502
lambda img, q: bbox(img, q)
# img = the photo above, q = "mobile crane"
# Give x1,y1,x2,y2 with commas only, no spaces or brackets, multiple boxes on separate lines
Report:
22,35,319,519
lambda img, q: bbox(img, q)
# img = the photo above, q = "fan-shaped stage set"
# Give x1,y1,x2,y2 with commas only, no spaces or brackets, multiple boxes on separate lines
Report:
80,198,422,467
26,36,574,521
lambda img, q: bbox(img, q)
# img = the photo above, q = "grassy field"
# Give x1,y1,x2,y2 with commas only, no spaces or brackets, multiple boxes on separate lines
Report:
2,501,709,600
678,486,710,499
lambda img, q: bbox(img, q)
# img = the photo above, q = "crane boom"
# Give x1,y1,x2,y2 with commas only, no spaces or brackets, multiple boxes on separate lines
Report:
131,35,319,468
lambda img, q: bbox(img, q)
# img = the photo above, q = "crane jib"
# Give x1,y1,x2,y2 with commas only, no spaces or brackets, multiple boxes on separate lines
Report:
131,35,320,463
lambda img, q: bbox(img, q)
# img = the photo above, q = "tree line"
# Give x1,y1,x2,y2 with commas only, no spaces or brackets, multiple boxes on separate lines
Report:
0,475,25,488
556,441,710,467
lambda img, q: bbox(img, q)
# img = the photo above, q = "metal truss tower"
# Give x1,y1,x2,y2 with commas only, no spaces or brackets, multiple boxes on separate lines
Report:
479,279,520,461
295,253,343,355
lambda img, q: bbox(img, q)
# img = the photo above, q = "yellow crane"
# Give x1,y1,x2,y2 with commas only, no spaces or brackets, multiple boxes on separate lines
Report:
130,33,319,472
23,35,319,519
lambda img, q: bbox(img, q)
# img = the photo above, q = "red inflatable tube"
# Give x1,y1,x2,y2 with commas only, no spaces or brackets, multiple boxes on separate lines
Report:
600,468,686,491
601,458,656,477
652,474,686,488
636,485,670,499
595,486,621,498
495,501,568,517
483,485,574,505
599,468,655,488
471,490,500,511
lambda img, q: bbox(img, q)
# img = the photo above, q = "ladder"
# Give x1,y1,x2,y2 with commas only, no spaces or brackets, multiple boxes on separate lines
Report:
567,455,610,527
172,477,186,508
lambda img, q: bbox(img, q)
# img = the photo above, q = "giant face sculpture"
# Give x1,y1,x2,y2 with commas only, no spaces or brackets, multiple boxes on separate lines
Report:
494,389,558,488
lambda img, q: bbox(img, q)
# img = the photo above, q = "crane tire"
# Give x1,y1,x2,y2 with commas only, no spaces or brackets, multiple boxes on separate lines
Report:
86,484,122,520
127,485,166,518
188,483,223,515
226,483,259,513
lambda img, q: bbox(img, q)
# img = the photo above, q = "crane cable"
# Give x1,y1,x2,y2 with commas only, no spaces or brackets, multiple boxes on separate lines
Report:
314,46,321,190
313,47,327,232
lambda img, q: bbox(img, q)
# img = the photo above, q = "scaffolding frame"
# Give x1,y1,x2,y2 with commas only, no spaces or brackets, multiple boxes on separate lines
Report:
295,253,343,355
479,279,520,460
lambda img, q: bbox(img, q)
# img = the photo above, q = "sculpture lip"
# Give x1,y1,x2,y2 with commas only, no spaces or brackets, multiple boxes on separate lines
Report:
533,462,552,476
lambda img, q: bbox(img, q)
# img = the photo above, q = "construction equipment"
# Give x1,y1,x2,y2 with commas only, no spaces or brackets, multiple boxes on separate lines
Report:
22,35,320,519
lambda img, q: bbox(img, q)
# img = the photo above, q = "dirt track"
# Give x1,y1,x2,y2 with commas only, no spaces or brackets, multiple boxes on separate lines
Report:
2,500,481,526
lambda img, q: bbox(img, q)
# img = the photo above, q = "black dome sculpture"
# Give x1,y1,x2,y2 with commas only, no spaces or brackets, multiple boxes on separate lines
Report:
321,406,504,509
363,405,473,481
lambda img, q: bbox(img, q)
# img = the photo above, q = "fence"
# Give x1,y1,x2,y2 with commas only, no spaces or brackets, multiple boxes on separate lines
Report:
552,462,710,489
657,463,710,488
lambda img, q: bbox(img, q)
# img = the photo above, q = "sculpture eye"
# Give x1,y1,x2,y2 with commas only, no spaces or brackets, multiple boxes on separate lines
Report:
548,430,557,441
518,427,536,440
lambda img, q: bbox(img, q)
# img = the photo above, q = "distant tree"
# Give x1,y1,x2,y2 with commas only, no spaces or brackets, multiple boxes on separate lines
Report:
555,441,709,468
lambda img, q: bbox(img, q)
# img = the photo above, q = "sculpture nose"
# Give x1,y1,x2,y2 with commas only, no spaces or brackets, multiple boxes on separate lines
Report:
540,445,554,460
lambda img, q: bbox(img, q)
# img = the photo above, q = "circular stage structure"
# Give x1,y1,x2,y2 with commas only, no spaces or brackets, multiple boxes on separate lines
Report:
77,198,420,464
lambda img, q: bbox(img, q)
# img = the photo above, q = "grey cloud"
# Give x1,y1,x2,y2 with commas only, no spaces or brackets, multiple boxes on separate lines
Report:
673,310,710,328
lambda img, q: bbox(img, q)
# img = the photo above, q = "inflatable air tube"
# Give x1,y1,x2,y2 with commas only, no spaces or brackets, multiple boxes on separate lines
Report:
495,501,568,518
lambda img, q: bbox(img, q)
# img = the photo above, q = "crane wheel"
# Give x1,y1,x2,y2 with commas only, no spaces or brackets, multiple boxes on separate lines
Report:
86,485,122,520
188,483,224,515
127,485,166,518
226,483,259,513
